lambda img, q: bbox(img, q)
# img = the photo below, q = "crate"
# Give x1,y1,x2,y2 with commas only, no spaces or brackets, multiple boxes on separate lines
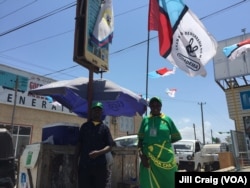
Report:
218,152,235,169
111,147,139,187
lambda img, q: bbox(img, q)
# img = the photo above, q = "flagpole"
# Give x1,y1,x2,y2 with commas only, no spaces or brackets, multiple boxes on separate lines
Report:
145,0,152,116
145,30,150,116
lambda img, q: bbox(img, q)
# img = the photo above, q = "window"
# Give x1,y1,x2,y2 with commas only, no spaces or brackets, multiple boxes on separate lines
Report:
243,116,250,135
0,124,32,158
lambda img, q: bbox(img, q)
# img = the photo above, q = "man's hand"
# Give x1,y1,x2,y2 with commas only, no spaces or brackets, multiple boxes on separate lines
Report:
89,150,100,159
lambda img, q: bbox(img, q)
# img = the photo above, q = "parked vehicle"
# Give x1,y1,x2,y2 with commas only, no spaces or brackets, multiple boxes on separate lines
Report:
201,143,229,170
114,135,179,165
0,128,15,188
202,143,228,154
114,135,138,147
172,139,218,172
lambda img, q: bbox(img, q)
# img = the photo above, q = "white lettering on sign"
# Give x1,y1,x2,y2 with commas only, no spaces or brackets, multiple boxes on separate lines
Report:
0,87,72,115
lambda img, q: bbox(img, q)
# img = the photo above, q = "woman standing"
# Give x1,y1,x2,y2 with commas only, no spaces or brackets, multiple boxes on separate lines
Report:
138,97,182,188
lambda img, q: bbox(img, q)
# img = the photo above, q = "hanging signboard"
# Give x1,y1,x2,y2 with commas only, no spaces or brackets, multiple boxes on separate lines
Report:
0,64,72,115
73,0,109,73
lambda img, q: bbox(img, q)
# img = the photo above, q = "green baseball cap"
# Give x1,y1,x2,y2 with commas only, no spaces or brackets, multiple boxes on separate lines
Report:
91,101,103,109
149,97,162,105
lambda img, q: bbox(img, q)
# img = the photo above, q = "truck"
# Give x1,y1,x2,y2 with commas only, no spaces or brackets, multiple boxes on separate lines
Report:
201,143,229,170
172,139,218,172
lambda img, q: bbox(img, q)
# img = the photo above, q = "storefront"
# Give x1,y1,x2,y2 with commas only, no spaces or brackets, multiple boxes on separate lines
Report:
0,64,141,158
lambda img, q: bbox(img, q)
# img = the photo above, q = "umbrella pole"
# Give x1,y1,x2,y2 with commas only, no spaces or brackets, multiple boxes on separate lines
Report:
87,66,94,120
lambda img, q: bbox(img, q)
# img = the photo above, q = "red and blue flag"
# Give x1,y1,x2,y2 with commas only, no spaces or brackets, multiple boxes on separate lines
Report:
148,0,217,77
223,38,250,60
148,67,176,78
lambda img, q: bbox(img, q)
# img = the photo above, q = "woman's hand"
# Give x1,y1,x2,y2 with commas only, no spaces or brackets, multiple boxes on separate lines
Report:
140,154,150,168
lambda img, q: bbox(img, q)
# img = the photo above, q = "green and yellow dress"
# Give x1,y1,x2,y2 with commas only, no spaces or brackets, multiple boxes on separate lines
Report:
138,113,182,188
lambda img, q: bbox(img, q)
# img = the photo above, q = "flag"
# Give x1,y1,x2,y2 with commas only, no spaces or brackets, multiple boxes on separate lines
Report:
166,88,176,98
148,0,217,77
148,66,176,78
45,96,53,103
91,0,114,47
223,38,250,60
45,96,62,107
51,101,62,107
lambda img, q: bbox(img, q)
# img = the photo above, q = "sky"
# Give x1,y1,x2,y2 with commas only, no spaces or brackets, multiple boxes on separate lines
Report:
0,0,249,143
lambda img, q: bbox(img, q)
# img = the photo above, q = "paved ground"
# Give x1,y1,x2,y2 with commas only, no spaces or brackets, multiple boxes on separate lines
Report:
178,166,250,172
236,166,250,172
214,166,250,172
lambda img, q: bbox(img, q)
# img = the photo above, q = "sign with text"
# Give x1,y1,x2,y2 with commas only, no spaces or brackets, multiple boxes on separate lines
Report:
0,64,73,115
73,0,109,73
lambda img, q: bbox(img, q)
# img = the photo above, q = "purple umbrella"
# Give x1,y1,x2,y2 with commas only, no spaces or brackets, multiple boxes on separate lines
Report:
28,77,147,118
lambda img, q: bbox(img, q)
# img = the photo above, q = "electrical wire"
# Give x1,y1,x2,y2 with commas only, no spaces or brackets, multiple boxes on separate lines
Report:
200,0,249,20
0,2,75,37
1,1,247,129
0,0,38,20
0,0,249,78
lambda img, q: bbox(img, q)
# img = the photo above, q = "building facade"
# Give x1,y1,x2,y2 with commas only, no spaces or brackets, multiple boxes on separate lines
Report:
213,33,250,138
0,64,142,158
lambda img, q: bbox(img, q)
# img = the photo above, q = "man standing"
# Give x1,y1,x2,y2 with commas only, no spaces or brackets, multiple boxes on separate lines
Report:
72,101,114,188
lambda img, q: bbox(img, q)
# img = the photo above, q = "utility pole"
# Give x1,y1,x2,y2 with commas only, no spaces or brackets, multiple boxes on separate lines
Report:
211,129,213,144
198,102,206,145
193,123,197,140
11,77,18,135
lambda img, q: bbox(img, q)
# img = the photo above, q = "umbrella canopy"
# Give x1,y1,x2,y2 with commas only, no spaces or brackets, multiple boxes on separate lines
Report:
28,77,147,118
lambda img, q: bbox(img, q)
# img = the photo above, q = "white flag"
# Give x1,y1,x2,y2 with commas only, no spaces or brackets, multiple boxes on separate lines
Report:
51,101,62,107
91,0,114,47
166,88,176,98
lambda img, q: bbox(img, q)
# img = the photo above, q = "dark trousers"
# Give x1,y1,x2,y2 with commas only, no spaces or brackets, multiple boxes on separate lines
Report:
78,164,108,188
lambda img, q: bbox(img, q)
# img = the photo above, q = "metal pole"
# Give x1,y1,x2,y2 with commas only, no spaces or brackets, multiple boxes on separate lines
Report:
198,102,206,144
145,0,154,115
87,64,94,121
145,20,150,116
